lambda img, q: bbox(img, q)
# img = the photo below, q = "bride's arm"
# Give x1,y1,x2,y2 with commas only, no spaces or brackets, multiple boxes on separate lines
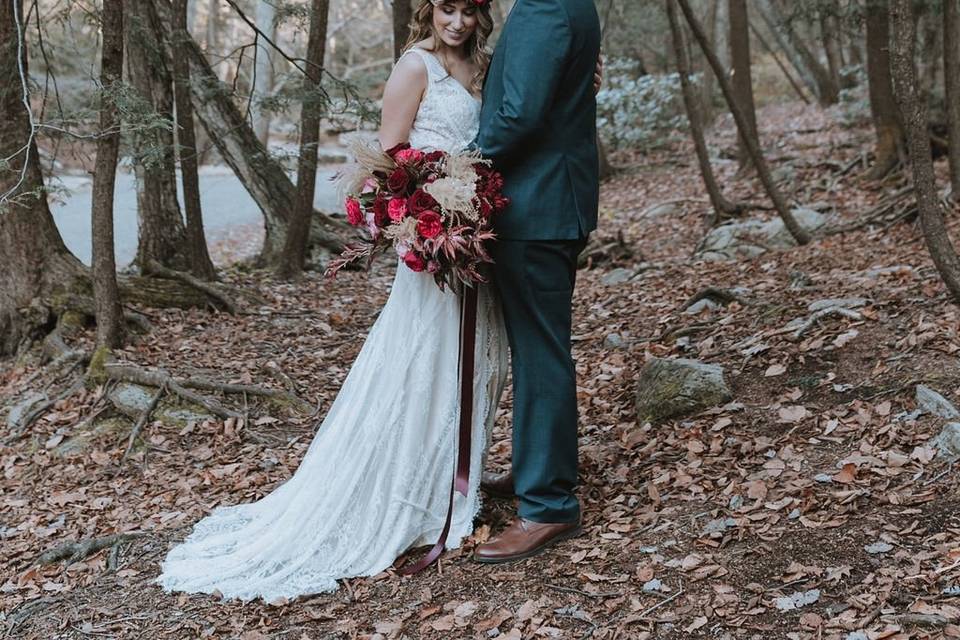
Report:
378,54,428,151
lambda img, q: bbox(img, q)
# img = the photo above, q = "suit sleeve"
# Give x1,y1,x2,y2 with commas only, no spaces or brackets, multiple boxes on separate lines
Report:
476,0,572,160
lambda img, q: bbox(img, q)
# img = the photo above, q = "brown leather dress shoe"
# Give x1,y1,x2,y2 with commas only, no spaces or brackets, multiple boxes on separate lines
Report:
473,517,582,564
480,471,515,498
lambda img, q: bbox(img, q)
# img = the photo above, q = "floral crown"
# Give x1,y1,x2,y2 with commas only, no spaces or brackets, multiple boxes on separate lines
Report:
429,0,488,7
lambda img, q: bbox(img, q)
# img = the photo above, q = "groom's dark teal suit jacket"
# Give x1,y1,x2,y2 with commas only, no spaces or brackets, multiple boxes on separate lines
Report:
476,0,601,240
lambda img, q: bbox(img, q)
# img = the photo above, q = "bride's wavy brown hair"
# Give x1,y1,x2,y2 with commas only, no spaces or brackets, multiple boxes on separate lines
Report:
403,0,493,94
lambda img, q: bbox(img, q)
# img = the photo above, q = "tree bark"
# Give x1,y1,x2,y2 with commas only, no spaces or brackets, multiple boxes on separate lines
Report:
765,0,840,105
0,0,88,355
749,18,811,104
728,0,758,168
92,0,125,349
393,0,413,61
945,0,960,198
276,0,329,280
865,0,905,180
125,0,189,273
172,0,216,280
253,0,277,146
152,0,345,266
890,0,960,303
819,2,846,92
756,0,821,100
677,0,811,245
667,0,738,222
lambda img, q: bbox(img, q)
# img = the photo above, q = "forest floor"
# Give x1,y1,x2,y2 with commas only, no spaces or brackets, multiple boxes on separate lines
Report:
2,102,960,640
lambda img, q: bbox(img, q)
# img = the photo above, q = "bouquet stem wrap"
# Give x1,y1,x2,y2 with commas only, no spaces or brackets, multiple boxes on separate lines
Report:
398,285,478,575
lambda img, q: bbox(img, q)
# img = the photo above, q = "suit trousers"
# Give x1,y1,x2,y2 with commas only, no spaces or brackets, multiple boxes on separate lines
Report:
490,233,589,523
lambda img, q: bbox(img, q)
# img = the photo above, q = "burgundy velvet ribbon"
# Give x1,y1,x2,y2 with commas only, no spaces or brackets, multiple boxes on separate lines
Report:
398,284,478,576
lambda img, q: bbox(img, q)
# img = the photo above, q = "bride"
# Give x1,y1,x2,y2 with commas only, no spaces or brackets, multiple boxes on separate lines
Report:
155,0,509,602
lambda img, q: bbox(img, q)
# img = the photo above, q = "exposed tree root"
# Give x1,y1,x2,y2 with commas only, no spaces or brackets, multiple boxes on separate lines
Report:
680,287,751,312
578,230,637,269
36,533,145,566
144,260,238,314
103,363,243,420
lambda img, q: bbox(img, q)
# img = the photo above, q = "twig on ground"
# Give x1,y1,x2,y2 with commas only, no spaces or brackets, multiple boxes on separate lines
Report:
638,582,685,619
122,383,166,462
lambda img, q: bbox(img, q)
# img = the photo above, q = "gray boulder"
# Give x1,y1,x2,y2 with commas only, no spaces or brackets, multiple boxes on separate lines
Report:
6,391,47,428
931,423,960,460
636,358,732,423
697,208,829,262
916,385,960,420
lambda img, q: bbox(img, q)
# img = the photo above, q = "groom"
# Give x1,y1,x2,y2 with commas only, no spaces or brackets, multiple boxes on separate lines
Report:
472,0,601,563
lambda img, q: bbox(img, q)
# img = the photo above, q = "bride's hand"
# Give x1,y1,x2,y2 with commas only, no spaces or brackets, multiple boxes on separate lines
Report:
593,54,604,95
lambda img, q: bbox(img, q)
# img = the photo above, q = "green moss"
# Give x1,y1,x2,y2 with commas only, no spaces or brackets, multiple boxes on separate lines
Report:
86,346,112,386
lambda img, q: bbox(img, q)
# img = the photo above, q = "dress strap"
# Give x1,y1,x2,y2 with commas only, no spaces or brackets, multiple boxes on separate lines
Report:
403,47,450,84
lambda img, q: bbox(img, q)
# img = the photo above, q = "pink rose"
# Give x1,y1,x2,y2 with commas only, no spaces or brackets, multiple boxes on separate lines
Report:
388,197,408,222
417,211,443,239
394,148,425,166
345,197,363,226
404,251,426,272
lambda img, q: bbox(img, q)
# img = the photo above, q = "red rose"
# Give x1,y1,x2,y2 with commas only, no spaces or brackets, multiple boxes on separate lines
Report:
394,148,425,166
387,167,411,194
403,251,426,272
345,197,363,226
417,211,443,239
384,142,410,158
407,188,437,215
372,196,389,226
424,150,445,163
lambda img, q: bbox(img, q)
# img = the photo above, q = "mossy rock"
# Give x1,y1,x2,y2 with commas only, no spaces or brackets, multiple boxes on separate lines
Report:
53,415,132,457
636,357,732,423
108,382,214,426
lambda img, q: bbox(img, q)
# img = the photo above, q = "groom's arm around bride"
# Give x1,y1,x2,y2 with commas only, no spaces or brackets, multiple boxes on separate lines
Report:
473,0,602,564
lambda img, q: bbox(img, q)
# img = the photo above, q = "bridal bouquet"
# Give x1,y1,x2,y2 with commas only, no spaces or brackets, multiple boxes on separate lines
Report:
326,140,510,289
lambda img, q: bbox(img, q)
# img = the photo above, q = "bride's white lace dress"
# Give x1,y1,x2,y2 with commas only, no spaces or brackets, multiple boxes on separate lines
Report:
155,47,509,602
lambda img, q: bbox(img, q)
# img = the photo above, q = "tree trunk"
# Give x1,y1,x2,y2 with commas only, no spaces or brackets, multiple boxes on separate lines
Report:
253,0,277,146
766,0,840,105
945,0,960,199
865,0,905,180
890,0,960,303
152,0,345,266
92,0,125,349
819,2,846,92
728,0,758,168
749,18,811,103
0,0,88,355
277,0,329,280
172,0,216,280
667,0,738,222
125,0,189,273
756,0,821,100
393,0,413,61
677,0,811,245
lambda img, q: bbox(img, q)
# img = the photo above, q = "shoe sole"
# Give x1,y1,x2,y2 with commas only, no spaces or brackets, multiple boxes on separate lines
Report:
473,525,583,564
